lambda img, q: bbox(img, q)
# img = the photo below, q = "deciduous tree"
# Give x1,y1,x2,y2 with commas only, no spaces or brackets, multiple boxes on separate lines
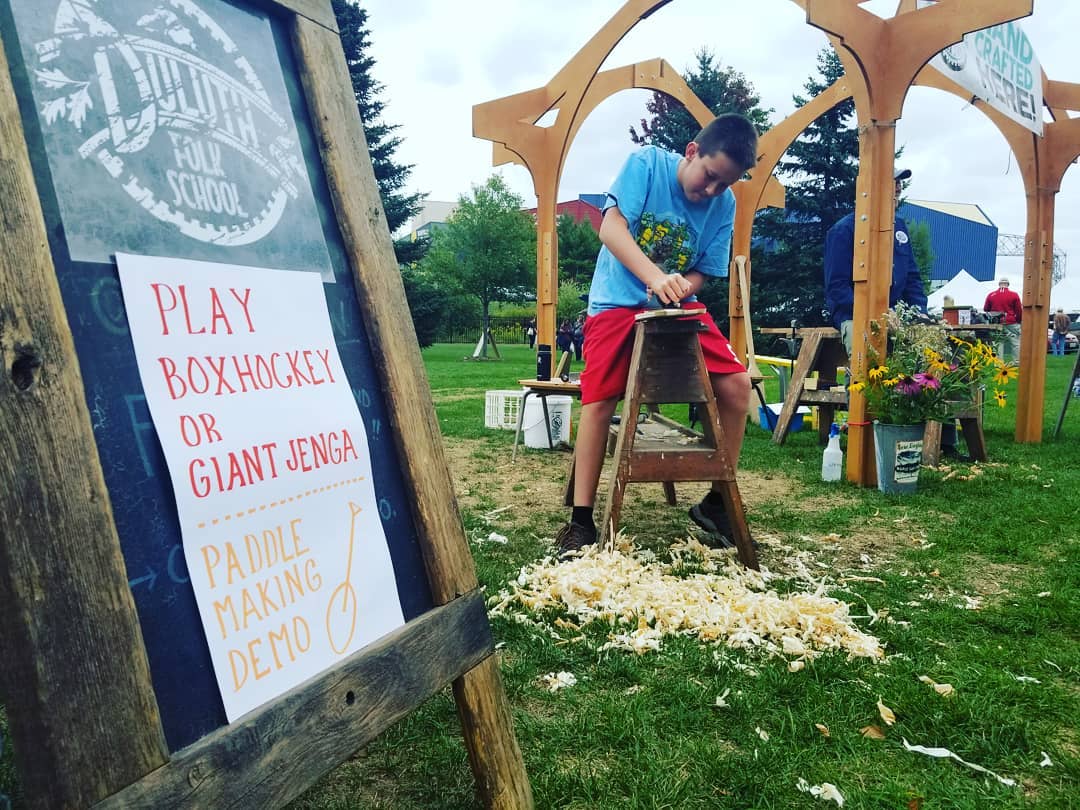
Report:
419,176,536,357
556,213,601,285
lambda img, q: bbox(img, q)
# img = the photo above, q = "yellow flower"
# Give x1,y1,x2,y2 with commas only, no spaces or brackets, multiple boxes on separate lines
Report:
868,365,888,381
994,389,1007,407
883,376,900,388
640,227,653,243
928,356,952,375
992,363,1019,385
849,381,866,393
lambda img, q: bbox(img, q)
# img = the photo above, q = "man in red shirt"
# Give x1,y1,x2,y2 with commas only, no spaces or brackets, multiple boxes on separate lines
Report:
983,277,1022,361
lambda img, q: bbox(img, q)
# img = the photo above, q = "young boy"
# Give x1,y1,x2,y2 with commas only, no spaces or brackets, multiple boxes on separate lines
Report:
556,114,759,556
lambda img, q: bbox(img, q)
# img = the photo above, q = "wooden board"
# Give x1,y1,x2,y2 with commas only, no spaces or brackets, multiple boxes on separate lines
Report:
0,0,531,807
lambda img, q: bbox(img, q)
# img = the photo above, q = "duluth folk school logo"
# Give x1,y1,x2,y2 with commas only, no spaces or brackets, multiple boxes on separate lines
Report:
31,0,305,246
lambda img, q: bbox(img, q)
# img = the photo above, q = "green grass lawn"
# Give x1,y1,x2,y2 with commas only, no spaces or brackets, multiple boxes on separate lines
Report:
285,344,1080,809
3,346,1077,809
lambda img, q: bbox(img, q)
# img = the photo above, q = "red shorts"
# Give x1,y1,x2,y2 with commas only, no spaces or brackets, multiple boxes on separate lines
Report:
578,305,746,405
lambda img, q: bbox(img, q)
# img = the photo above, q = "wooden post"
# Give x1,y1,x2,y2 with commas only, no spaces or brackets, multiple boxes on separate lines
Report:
0,32,169,808
1,1,532,807
474,1,740,353
292,18,532,807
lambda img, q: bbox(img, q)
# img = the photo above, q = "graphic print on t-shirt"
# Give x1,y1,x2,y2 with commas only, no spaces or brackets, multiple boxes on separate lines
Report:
636,211,694,273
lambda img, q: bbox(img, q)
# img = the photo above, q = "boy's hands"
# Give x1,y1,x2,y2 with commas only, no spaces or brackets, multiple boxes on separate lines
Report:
647,269,693,306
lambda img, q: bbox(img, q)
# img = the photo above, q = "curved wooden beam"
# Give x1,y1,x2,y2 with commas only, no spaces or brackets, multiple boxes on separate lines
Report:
808,0,1031,121
472,1,674,358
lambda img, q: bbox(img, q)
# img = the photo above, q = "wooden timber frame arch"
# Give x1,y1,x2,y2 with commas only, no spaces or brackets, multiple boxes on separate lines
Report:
474,0,1076,481
0,0,532,807
897,0,1080,444
803,0,1034,485
473,0,792,372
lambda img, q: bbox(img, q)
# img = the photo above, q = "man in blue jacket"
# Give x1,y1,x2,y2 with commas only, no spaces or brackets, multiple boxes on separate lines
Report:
824,167,927,353
824,169,966,460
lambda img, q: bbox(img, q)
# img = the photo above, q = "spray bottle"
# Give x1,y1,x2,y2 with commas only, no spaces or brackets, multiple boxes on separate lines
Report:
821,422,843,482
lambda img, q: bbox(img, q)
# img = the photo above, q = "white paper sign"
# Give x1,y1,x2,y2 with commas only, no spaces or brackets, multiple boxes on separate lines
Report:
919,2,1043,134
117,253,404,721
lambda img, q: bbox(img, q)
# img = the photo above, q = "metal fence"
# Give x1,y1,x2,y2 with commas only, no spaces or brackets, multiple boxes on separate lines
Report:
433,316,534,346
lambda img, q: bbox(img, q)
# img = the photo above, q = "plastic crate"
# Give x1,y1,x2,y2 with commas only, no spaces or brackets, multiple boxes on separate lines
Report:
485,389,524,430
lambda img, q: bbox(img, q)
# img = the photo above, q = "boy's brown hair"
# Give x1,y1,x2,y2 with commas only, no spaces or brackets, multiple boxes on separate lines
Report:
694,114,758,172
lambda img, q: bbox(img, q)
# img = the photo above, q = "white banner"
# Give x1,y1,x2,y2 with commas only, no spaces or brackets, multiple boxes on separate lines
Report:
117,254,404,721
920,3,1042,135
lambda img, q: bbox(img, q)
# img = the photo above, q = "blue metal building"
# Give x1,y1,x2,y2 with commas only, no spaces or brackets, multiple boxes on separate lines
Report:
898,200,998,284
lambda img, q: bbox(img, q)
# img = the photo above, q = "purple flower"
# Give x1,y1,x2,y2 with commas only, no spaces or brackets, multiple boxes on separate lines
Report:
895,375,922,395
913,373,940,390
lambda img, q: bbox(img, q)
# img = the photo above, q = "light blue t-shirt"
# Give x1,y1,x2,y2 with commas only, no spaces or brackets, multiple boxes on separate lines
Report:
587,145,737,316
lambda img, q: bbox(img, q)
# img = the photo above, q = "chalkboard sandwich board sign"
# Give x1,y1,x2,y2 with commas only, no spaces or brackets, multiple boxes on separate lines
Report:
0,0,531,807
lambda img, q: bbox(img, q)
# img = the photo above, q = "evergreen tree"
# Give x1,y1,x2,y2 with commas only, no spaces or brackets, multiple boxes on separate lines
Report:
629,49,773,152
400,266,450,348
393,234,432,267
419,176,536,358
333,0,422,240
907,220,935,294
751,48,859,331
556,213,601,285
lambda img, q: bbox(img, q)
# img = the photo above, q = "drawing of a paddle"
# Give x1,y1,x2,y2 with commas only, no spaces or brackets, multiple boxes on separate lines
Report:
325,501,363,654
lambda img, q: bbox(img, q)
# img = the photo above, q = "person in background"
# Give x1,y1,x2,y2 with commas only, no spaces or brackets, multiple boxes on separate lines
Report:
572,314,586,362
554,113,759,557
526,319,536,349
824,167,927,355
824,168,966,460
983,277,1022,361
1051,307,1071,356
556,319,573,357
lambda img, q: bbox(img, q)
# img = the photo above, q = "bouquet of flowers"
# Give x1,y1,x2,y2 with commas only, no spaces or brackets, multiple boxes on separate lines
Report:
848,303,1018,425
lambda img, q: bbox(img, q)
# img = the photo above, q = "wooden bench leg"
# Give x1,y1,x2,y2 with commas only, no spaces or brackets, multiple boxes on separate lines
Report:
661,482,677,506
922,421,943,467
817,405,836,445
599,468,627,548
772,332,824,445
959,417,987,462
716,483,756,569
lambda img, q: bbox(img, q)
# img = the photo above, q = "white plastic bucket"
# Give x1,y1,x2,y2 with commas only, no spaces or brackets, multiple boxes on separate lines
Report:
522,395,572,448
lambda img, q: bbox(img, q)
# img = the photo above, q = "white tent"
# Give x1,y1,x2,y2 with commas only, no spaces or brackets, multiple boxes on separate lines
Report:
927,270,991,312
1051,276,1080,313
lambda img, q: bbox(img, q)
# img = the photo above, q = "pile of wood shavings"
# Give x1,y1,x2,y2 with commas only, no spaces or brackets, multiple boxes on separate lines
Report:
489,535,883,661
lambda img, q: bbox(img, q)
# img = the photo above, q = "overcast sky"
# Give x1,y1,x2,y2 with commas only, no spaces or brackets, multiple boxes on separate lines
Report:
364,0,1079,283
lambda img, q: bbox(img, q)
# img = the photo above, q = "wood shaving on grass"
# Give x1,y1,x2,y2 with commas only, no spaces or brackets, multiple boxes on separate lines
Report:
489,534,884,662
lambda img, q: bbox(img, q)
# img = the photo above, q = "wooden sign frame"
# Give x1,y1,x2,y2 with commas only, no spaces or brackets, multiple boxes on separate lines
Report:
0,0,531,807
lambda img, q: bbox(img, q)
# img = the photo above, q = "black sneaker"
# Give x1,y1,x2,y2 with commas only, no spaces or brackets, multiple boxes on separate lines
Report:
689,499,760,551
688,500,738,549
555,521,597,558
